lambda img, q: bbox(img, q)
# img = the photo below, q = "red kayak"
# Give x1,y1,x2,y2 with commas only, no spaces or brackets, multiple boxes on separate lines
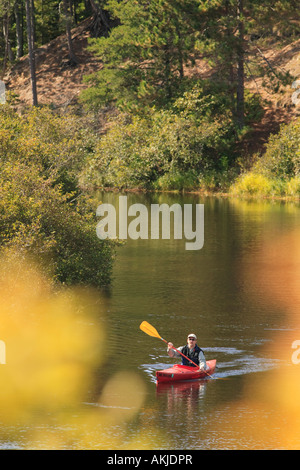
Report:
156,359,217,383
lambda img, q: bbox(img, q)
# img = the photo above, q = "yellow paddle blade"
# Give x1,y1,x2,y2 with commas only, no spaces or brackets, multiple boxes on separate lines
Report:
139,321,162,339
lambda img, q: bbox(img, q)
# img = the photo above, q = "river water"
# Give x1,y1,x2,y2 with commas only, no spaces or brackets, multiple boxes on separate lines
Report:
97,192,300,450
2,192,300,450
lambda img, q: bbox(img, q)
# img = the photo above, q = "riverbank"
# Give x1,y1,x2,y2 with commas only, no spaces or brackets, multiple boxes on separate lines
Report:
4,16,300,205
94,185,300,203
83,112,300,202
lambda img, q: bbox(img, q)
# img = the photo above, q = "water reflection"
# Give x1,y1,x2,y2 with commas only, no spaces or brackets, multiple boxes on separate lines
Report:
156,379,209,400
204,204,300,449
156,380,209,424
101,193,300,449
2,192,298,449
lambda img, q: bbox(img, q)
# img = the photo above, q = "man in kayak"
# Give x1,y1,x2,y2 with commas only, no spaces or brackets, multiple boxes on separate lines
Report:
167,333,207,370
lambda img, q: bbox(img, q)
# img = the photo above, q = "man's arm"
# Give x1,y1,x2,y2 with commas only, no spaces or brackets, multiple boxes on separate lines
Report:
167,342,182,358
198,350,207,370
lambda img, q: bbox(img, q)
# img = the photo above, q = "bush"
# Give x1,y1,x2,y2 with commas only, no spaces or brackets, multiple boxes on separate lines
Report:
255,118,300,179
230,118,300,199
154,170,198,191
0,160,115,286
0,105,98,194
287,177,300,196
0,106,115,287
81,108,233,190
198,167,238,192
230,172,285,198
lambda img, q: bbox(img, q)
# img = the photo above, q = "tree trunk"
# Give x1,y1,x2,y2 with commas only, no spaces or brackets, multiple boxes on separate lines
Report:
89,0,110,37
14,0,24,58
163,43,172,100
25,0,38,106
236,0,245,129
175,23,184,80
30,0,36,44
63,0,78,65
2,10,14,78
225,0,235,115
4,13,13,59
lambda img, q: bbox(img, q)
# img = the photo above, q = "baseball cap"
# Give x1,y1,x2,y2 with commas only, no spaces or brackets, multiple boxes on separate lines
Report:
187,333,197,339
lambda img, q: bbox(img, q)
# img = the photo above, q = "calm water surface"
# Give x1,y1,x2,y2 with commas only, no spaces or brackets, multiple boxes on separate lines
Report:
4,192,300,450
98,192,300,450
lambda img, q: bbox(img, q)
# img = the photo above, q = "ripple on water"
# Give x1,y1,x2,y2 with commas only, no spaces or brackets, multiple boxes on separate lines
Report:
140,345,281,383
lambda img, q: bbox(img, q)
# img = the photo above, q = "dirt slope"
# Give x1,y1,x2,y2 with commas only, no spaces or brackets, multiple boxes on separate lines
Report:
4,19,300,153
4,17,102,109
244,38,300,153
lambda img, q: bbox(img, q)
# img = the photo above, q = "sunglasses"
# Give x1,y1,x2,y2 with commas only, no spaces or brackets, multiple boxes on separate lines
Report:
188,337,196,341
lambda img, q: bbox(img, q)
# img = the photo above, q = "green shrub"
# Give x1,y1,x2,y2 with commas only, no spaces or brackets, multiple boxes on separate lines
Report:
230,117,300,199
287,177,300,196
255,118,300,179
230,172,285,197
0,105,98,194
0,160,115,286
154,170,198,191
0,106,114,287
82,109,232,190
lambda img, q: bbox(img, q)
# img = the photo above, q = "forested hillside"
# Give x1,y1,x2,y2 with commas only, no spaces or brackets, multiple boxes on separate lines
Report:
1,1,299,118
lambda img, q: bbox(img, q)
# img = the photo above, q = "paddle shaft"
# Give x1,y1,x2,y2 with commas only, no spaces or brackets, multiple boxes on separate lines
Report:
160,337,201,369
161,336,215,379
139,321,214,378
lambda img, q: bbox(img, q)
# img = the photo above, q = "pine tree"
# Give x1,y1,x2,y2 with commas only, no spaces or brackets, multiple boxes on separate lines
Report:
1,0,14,77
14,0,24,58
82,0,203,109
197,0,299,128
25,0,38,105
61,0,78,65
